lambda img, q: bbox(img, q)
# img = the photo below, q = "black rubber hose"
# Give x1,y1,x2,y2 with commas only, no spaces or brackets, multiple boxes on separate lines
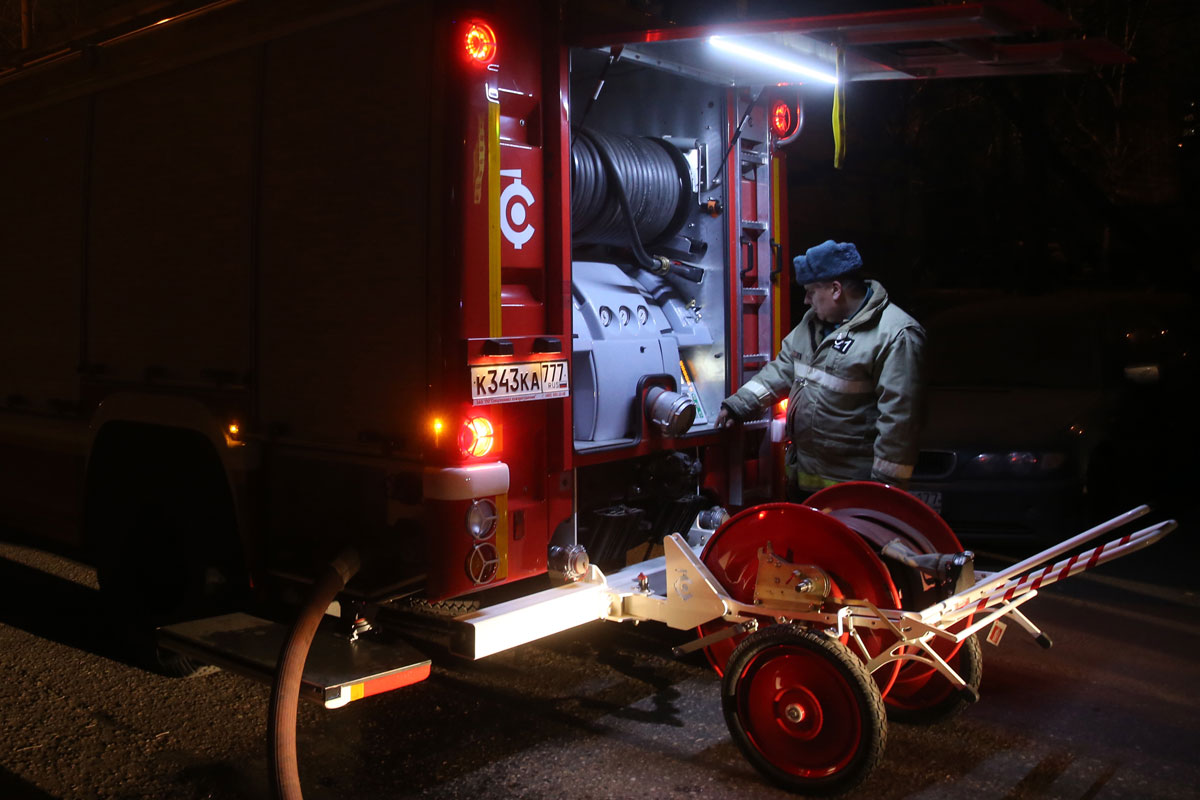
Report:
571,127,691,250
268,548,361,800
575,128,660,272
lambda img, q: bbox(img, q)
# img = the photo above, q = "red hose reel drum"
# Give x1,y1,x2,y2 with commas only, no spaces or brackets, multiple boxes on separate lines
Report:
698,503,901,697
806,481,963,556
806,481,979,718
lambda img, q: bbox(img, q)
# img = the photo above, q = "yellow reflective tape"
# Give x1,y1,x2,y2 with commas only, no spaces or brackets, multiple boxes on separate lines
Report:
794,471,840,491
488,98,502,337
495,492,509,580
350,683,364,702
796,363,872,394
873,457,914,480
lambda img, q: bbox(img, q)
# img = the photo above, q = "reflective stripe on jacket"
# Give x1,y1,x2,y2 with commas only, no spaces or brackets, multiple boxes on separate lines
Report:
723,280,925,487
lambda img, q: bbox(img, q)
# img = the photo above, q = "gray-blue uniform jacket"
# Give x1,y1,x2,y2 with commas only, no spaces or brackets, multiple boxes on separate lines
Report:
721,280,925,491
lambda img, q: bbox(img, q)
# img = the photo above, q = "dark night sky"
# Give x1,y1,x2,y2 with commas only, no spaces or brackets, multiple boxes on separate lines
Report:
775,1,1200,299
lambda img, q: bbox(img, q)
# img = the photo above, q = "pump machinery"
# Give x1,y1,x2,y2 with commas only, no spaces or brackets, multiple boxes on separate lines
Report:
0,0,1157,795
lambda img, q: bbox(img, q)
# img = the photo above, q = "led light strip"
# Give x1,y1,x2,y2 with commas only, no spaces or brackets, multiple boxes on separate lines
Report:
709,35,839,86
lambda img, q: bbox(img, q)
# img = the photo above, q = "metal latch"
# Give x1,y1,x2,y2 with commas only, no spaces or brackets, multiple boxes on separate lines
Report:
752,541,832,612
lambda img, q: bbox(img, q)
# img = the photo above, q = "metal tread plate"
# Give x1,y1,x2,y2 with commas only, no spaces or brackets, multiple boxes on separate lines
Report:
157,612,431,708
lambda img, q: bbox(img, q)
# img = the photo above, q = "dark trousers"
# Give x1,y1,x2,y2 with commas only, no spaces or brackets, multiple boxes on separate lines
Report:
785,482,814,505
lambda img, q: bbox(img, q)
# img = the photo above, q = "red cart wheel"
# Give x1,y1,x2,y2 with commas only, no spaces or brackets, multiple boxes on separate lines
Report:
698,503,900,697
722,624,886,796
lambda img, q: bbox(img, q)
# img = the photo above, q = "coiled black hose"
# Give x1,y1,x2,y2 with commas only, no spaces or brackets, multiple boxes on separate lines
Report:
571,127,692,248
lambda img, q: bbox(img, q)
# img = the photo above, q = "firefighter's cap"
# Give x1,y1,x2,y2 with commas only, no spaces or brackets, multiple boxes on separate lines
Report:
793,240,863,285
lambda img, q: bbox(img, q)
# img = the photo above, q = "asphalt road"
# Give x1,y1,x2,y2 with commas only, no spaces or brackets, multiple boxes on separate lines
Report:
1,520,1197,800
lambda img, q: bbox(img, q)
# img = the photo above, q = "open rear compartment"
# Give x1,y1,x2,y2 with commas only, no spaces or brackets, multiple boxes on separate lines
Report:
565,41,783,568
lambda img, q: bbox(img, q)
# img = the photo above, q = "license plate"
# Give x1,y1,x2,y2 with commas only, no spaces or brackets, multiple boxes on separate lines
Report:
470,360,569,405
910,490,943,514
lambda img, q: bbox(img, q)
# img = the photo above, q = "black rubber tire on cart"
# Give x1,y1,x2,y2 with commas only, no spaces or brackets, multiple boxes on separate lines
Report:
722,624,887,796
886,631,983,725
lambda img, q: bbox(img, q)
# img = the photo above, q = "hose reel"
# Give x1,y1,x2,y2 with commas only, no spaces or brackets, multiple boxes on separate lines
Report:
571,127,696,281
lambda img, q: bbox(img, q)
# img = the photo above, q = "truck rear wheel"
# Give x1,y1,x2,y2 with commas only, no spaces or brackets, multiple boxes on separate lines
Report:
89,424,248,677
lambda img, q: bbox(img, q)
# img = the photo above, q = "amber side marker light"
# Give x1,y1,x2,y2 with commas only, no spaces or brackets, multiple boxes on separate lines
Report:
465,21,497,65
225,421,244,447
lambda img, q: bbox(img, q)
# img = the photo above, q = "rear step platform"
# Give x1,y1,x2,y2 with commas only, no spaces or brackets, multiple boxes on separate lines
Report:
157,612,431,709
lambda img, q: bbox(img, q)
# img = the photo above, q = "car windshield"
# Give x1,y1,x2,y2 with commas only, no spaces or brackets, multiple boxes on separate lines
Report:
925,308,1105,389
918,291,1196,390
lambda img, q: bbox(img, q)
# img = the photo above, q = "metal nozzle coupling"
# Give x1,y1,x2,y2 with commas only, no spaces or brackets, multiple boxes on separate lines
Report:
650,255,672,276
644,386,696,437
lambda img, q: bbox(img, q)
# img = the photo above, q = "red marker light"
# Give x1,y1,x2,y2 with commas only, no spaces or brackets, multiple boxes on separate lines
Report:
464,21,497,65
459,417,495,458
771,100,793,137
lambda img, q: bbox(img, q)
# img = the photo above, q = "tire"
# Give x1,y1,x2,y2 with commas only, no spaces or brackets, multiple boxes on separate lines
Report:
97,499,231,677
722,624,887,796
91,426,248,677
885,632,982,724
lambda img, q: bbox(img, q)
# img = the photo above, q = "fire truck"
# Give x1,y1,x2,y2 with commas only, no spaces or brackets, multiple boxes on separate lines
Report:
1,0,1147,795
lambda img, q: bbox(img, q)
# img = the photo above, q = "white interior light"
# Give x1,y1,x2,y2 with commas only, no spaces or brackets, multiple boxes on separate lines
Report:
709,35,839,86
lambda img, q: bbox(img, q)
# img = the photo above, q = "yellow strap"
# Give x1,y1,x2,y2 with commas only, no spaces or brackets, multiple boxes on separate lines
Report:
487,98,502,337
832,46,846,169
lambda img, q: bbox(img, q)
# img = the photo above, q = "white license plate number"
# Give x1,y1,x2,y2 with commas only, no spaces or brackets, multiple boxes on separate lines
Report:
910,490,943,514
471,360,569,405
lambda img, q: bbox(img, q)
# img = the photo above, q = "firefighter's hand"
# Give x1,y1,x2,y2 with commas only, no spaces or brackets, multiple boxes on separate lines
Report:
715,405,738,430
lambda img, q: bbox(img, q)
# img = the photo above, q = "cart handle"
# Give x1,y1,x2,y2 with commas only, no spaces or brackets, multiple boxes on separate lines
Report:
917,505,1148,620
927,517,1176,625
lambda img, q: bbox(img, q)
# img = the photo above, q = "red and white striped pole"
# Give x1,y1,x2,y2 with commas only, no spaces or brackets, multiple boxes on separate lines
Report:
964,520,1176,616
921,505,1153,623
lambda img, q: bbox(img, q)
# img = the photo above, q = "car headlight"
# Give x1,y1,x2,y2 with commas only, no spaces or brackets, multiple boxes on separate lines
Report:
1007,451,1040,474
967,451,1066,476
971,453,1002,474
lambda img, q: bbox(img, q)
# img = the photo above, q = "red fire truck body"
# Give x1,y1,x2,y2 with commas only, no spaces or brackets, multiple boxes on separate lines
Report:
0,0,806,607
0,1,1132,793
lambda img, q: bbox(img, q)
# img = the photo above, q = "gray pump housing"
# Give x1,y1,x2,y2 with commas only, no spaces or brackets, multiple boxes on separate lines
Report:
571,261,712,446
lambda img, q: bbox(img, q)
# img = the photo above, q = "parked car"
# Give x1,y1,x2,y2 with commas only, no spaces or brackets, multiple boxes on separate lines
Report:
908,290,1198,545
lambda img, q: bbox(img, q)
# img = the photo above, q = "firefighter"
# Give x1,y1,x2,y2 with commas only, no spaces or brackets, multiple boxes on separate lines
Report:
716,240,925,501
